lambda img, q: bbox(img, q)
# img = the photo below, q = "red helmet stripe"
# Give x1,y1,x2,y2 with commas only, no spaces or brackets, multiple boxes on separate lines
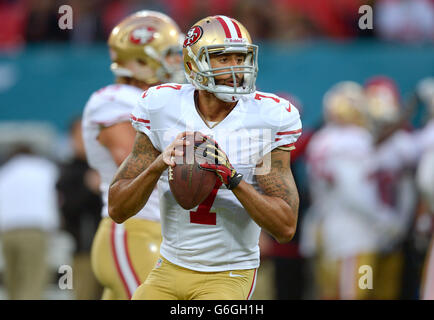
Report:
231,19,242,38
215,16,232,38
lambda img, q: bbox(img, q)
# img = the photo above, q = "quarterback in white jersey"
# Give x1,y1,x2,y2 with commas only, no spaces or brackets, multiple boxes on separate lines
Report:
109,15,301,300
82,11,184,300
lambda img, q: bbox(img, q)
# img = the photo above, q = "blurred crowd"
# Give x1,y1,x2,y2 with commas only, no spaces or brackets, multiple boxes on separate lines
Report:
1,0,433,50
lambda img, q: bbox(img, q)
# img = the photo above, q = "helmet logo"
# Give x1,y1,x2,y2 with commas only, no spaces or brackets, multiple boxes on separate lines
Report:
183,26,203,48
130,27,155,45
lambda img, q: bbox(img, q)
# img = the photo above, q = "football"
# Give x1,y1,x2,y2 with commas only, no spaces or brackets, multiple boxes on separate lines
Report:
168,132,217,210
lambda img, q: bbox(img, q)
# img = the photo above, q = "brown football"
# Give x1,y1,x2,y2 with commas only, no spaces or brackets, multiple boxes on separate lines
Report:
168,132,217,210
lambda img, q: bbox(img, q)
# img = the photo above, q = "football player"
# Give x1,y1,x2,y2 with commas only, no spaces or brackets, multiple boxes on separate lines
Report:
305,81,402,299
108,15,302,300
364,76,419,299
415,77,434,300
81,11,184,300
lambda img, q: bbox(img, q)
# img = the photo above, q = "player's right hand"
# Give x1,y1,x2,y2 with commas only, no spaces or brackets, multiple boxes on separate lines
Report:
160,131,194,167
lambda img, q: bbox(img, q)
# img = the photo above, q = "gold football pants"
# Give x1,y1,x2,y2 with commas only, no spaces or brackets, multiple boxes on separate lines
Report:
91,217,161,300
315,251,403,300
132,256,257,300
421,235,434,300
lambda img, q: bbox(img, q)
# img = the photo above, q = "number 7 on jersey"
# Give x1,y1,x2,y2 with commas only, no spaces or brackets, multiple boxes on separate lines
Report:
190,180,222,225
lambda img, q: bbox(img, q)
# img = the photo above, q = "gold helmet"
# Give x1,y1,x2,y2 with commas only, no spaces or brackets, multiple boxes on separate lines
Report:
364,76,401,125
323,81,367,127
182,15,258,102
108,10,184,84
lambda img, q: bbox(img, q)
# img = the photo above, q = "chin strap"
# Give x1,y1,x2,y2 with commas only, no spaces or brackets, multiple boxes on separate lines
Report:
214,91,241,102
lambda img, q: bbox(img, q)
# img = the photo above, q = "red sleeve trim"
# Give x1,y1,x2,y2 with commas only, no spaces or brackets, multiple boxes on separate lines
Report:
130,115,150,123
280,143,295,148
156,84,182,90
276,128,302,135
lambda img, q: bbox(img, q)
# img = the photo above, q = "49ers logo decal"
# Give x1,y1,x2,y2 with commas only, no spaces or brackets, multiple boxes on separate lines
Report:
183,26,203,48
129,27,155,45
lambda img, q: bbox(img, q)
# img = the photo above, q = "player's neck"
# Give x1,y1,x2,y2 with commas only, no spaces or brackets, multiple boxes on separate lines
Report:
196,90,237,122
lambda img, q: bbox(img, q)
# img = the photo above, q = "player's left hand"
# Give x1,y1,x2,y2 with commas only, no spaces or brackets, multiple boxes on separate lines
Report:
198,136,243,190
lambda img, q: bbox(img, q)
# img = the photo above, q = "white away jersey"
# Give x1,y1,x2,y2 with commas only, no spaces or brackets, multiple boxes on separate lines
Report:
131,83,302,271
82,84,160,221
372,129,418,246
415,120,434,212
305,125,394,258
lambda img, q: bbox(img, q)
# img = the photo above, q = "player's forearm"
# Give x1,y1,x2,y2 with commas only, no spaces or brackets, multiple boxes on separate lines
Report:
232,180,298,243
108,159,166,223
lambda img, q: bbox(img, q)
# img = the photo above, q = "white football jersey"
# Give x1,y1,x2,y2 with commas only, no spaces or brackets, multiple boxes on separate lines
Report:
416,119,434,154
82,83,160,221
131,83,302,272
415,120,434,212
372,129,418,249
305,124,398,259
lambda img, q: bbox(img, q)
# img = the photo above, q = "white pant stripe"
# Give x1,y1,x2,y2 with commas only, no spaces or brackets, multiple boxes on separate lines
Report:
113,223,139,297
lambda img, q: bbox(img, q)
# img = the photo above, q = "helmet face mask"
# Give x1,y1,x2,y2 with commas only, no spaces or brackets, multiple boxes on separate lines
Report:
183,16,259,102
108,10,185,85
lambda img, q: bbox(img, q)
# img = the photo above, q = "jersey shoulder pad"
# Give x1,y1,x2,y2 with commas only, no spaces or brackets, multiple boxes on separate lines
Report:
306,127,331,156
137,83,188,112
92,84,141,106
253,91,301,129
331,126,373,156
83,84,140,126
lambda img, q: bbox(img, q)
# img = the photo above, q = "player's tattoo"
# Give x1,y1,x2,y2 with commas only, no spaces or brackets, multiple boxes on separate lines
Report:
256,149,299,214
111,132,160,184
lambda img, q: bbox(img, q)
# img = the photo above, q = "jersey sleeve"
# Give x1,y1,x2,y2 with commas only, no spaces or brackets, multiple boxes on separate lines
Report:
86,99,131,127
130,87,162,151
255,92,302,153
270,100,302,151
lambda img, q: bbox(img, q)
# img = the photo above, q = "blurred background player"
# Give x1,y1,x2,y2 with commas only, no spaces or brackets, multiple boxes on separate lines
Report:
363,76,419,299
56,117,103,300
303,81,402,299
82,10,184,300
0,144,59,299
415,77,434,300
